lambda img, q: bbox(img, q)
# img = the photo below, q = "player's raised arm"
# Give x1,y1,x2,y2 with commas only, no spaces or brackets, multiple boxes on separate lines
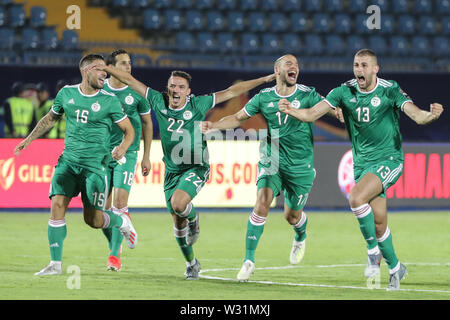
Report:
214,74,275,104
278,99,331,122
14,110,61,155
140,113,153,176
97,64,148,98
112,117,135,160
402,102,444,125
200,108,250,133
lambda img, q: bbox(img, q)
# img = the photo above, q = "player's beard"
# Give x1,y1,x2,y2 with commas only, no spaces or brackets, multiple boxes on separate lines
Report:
90,77,104,90
281,74,297,87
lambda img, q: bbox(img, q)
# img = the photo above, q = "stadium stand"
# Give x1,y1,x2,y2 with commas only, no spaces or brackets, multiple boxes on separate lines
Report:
0,0,448,72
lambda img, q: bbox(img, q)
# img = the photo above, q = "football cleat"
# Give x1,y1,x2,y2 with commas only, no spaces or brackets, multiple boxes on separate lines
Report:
107,255,121,272
119,212,137,249
290,239,306,265
387,263,407,291
186,213,200,246
237,260,255,281
364,251,382,278
185,259,201,280
34,261,62,276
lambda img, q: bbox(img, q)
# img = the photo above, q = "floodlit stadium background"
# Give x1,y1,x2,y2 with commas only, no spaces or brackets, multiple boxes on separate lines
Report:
0,0,449,210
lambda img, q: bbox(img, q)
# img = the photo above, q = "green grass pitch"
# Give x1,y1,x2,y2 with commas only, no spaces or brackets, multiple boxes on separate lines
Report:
0,210,449,301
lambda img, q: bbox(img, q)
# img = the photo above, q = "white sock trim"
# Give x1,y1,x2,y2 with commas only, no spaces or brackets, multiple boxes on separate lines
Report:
102,212,111,229
249,211,266,226
389,261,401,274
367,246,380,255
112,206,128,215
293,212,307,228
173,225,188,238
377,227,391,243
48,219,66,227
351,204,372,219
175,202,193,218
186,258,197,267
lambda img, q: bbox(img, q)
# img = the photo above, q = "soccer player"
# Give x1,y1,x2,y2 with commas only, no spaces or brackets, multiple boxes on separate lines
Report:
92,62,275,279
201,54,329,281
14,54,139,276
101,49,153,272
278,49,444,290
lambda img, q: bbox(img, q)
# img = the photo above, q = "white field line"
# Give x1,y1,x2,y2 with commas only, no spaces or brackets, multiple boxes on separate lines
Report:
199,262,450,294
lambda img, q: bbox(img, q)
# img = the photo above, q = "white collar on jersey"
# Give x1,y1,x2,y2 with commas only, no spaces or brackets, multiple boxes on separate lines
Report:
274,84,298,98
105,78,128,91
77,84,100,97
356,77,379,94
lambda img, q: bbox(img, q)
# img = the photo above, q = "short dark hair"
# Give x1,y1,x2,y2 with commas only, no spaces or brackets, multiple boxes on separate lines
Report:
355,49,378,64
106,49,129,66
170,70,192,86
79,53,104,69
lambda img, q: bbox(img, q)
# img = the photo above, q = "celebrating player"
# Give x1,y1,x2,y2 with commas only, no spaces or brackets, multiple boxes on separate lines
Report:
101,49,153,272
94,62,275,279
277,49,444,290
14,54,138,276
201,54,332,281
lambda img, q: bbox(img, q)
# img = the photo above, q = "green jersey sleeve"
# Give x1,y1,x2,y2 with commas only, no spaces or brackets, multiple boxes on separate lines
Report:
145,86,165,110
192,94,215,114
306,87,324,108
388,81,413,111
110,97,127,123
324,85,343,109
243,93,261,116
51,88,65,115
137,94,151,115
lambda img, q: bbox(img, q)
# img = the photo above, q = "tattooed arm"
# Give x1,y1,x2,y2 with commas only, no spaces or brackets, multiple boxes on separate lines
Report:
14,111,61,155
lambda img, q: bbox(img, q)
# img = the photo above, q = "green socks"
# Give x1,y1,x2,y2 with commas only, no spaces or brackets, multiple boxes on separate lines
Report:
352,204,400,272
102,207,126,258
48,219,67,262
244,212,266,263
173,225,194,263
292,212,308,242
351,204,378,250
377,227,400,272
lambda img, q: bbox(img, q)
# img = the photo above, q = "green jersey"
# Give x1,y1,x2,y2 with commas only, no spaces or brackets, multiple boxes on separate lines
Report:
103,79,151,151
52,84,127,173
146,87,215,173
244,84,323,169
325,77,412,166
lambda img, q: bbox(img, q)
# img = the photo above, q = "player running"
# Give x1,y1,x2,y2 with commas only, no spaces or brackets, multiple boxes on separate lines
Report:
14,54,138,276
277,49,444,290
101,49,153,272
201,54,332,281
92,62,275,279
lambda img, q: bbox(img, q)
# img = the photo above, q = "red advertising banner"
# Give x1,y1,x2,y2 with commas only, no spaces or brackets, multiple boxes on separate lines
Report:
0,139,83,208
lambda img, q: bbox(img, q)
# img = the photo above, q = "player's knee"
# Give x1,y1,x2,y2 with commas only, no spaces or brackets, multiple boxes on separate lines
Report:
348,191,365,208
83,213,102,229
171,199,188,216
285,212,301,225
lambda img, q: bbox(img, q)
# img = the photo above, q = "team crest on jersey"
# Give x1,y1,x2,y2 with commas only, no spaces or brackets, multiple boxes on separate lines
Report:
183,110,193,120
371,96,381,107
291,99,301,109
91,102,101,112
125,94,134,105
